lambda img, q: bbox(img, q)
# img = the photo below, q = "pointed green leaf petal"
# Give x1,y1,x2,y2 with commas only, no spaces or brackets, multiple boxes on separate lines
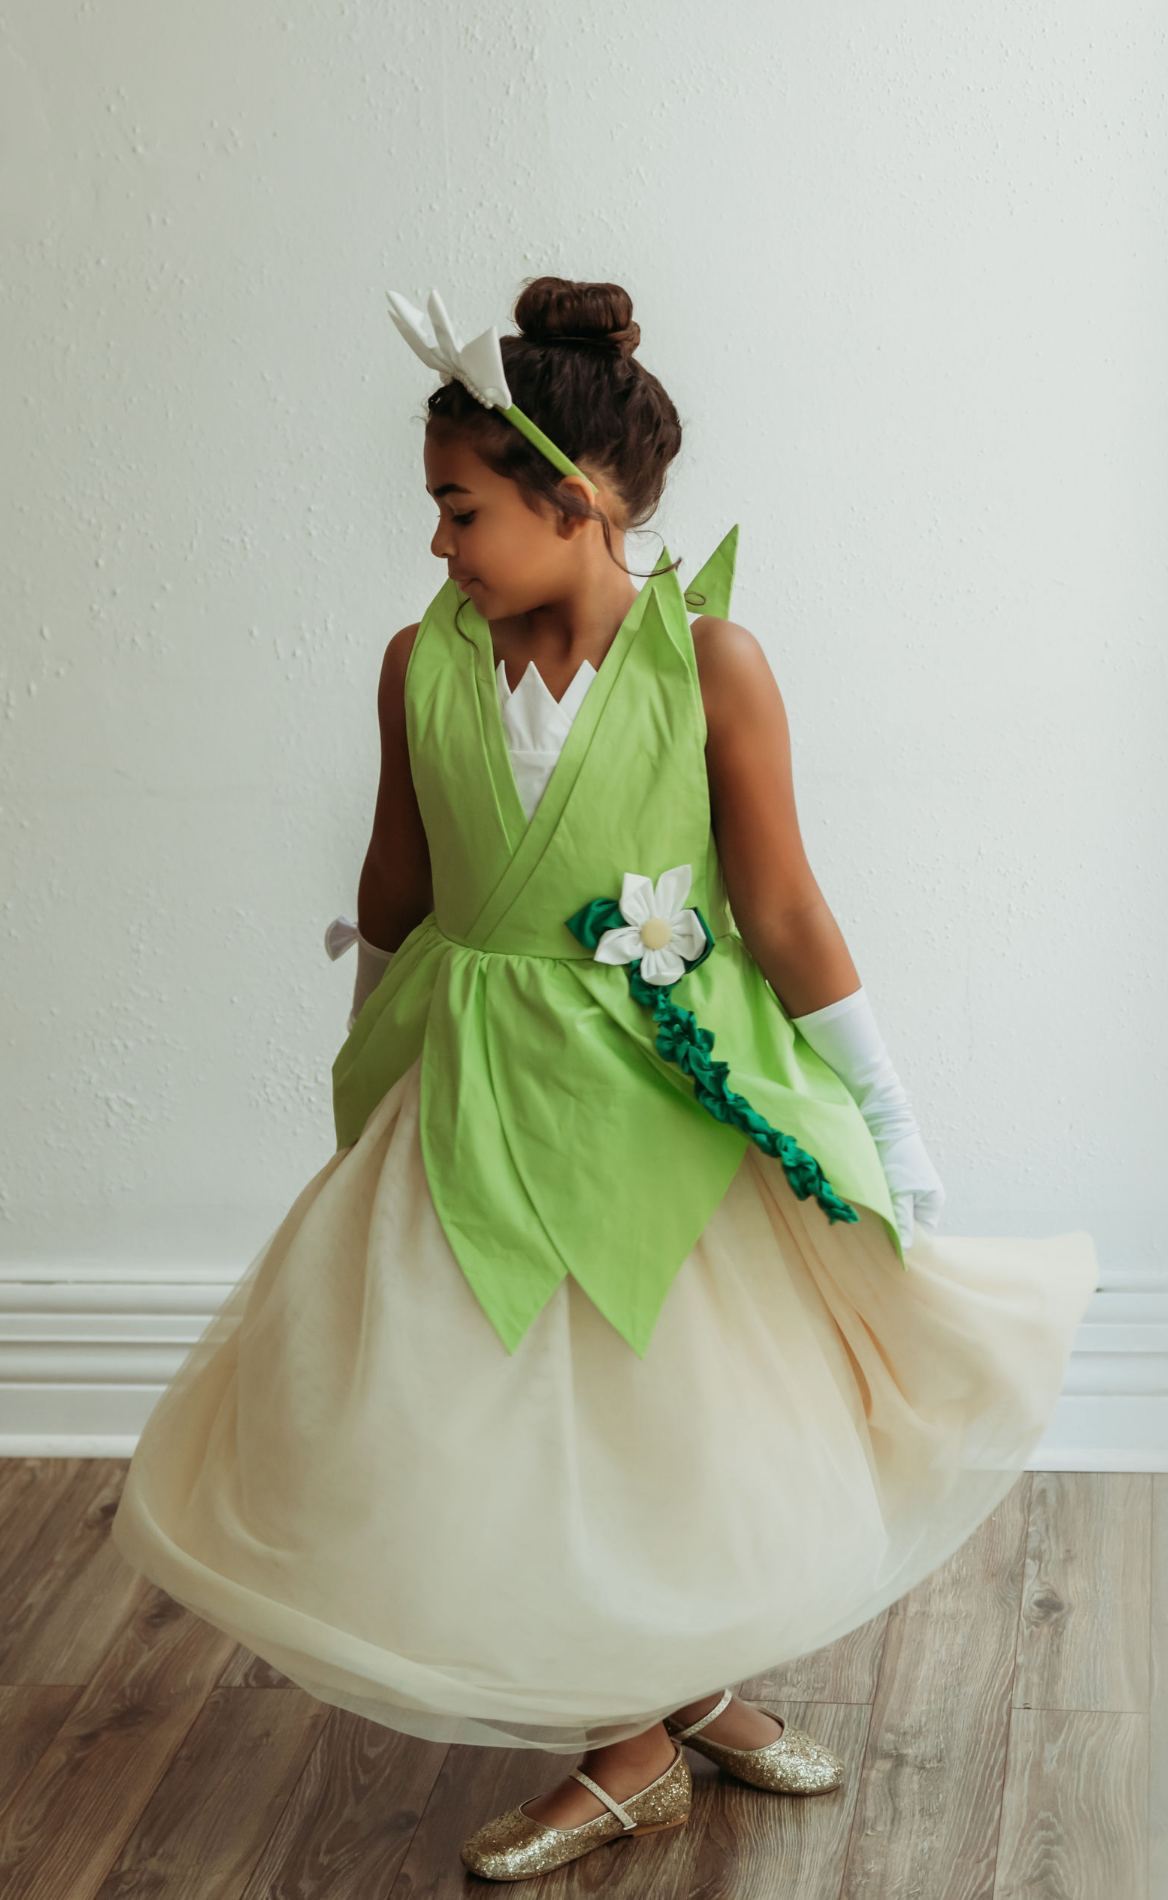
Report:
682,524,739,619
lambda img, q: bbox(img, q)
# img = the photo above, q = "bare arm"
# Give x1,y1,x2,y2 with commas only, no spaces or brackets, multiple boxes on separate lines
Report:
692,616,860,1018
355,623,434,951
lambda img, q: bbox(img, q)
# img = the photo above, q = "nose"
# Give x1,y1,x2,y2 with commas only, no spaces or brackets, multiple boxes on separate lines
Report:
431,519,456,560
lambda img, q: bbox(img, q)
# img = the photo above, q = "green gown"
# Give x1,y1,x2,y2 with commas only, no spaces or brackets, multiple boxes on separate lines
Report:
108,526,1098,1759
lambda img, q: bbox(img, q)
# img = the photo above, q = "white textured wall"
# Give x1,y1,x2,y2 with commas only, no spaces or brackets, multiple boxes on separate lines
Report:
2,2,1164,1273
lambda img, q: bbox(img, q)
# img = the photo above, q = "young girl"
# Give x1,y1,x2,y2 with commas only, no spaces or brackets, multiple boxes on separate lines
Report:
111,276,1099,1882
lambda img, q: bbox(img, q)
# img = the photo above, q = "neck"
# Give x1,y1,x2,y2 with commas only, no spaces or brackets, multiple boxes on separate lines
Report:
491,534,640,676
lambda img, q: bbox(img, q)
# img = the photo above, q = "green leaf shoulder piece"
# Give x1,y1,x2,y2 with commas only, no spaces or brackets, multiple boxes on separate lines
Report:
682,524,739,619
566,863,864,1234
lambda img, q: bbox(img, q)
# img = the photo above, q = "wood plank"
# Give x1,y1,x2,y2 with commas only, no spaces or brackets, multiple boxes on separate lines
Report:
240,1708,449,1900
739,1608,890,1706
840,1475,1032,1900
216,1642,295,1689
93,1685,331,1900
0,1456,68,1522
0,1456,1158,1893
0,1586,238,1900
993,1708,1147,1899
1151,1473,1167,1900
0,1459,150,1685
0,1458,86,1597
0,1684,82,1816
1015,1471,1151,1715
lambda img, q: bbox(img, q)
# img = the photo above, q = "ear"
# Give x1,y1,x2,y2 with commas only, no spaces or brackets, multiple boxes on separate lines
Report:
556,472,600,535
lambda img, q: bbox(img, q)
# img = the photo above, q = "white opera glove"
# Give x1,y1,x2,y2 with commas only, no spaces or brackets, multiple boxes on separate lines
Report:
324,915,396,1032
790,984,945,1250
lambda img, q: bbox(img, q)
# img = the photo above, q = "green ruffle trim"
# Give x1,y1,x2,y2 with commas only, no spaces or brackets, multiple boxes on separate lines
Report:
566,898,860,1228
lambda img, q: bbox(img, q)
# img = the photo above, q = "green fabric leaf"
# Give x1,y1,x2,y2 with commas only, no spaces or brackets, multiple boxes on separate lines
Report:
682,524,739,619
564,896,625,949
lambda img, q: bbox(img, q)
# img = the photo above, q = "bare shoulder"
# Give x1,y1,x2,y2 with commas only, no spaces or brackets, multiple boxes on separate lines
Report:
689,615,785,732
377,622,422,724
689,613,769,672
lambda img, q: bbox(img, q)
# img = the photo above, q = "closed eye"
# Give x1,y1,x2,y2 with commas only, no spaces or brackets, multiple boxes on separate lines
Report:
452,512,476,527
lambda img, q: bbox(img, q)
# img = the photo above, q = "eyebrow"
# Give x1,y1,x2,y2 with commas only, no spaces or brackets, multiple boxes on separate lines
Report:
427,482,474,498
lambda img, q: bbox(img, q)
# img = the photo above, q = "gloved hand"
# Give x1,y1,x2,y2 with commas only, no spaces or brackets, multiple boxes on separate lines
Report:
324,915,396,1032
790,984,945,1251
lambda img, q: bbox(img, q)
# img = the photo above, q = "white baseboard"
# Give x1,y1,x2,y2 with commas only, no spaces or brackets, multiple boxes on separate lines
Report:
0,1261,1164,1470
1024,1266,1168,1472
0,1261,235,1458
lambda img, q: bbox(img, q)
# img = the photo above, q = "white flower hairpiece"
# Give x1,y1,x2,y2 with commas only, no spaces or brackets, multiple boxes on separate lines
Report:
386,288,512,410
385,286,596,493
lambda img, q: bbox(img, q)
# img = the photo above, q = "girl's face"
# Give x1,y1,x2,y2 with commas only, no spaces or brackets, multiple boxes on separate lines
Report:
423,427,601,622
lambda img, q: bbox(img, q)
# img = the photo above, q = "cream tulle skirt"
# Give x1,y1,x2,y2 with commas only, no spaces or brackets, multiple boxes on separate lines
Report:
111,1055,1098,1754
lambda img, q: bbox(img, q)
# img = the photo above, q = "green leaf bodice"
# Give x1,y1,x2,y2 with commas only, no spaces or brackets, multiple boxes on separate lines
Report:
332,542,902,1355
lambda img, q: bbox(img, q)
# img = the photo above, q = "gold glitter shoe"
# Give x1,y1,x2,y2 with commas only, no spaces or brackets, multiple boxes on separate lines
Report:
664,1686,844,1794
459,1743,691,1881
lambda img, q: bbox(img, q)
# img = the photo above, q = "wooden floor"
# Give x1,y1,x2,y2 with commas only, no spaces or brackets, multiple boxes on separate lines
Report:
0,1462,1161,1899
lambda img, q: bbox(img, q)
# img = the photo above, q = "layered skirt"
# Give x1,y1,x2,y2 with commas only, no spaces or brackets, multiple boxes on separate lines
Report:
111,1055,1098,1753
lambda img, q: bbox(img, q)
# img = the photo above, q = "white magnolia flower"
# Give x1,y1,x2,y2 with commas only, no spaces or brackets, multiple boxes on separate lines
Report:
593,865,706,986
386,288,512,411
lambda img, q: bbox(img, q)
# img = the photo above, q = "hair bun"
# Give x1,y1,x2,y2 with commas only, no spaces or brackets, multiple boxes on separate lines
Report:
514,276,641,361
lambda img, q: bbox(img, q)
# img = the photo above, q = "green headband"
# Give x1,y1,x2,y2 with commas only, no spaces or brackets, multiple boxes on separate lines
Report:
386,287,597,497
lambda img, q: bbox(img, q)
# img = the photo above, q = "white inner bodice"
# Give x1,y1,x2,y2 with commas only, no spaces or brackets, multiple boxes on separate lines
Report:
496,656,597,822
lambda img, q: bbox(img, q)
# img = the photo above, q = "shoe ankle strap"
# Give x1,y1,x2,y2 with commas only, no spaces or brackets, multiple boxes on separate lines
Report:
667,1685,733,1742
569,1768,637,1831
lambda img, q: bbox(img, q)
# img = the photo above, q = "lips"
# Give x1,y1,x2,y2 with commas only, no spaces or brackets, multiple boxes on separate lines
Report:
450,573,479,588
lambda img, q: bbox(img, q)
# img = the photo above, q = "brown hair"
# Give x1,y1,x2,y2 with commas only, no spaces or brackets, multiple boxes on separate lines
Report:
424,276,682,571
